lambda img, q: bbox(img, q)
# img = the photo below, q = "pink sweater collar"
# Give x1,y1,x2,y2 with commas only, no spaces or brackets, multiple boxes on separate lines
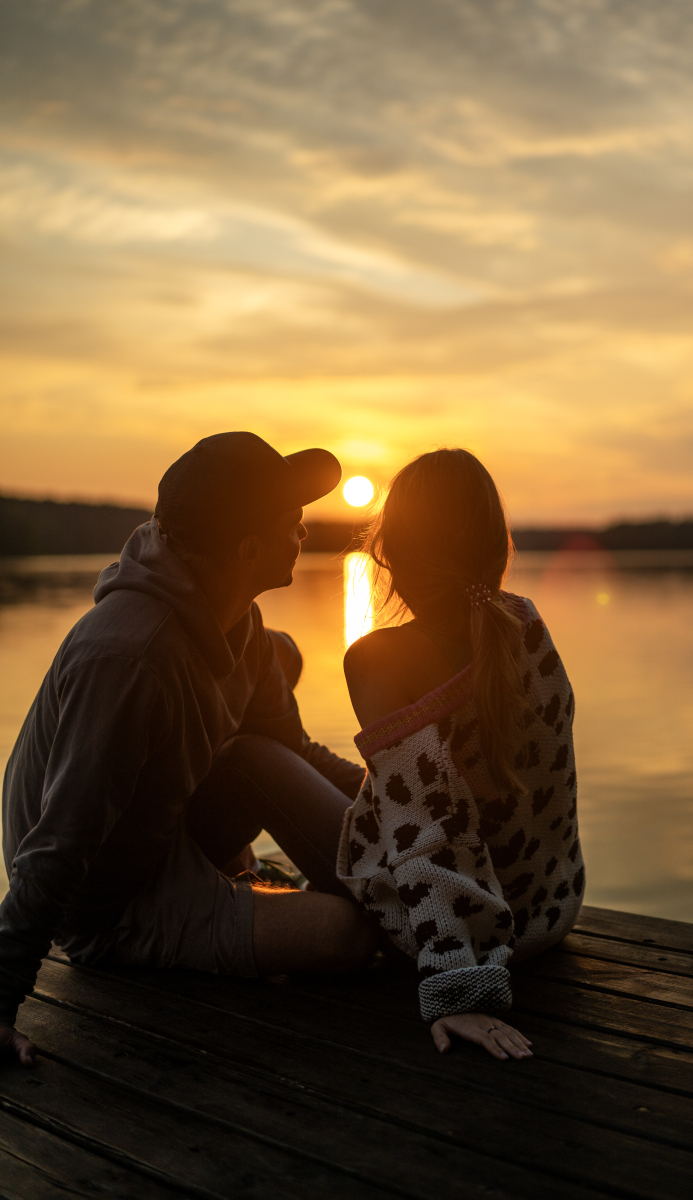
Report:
354,663,472,760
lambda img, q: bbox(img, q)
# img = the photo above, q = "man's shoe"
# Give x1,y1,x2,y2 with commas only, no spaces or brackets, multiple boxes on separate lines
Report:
253,858,306,889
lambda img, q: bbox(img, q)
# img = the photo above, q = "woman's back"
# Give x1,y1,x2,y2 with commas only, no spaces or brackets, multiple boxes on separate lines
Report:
339,447,583,1054
344,619,472,730
338,592,584,1015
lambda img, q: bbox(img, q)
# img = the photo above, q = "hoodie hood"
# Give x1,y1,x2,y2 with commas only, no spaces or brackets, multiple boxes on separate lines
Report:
94,518,241,678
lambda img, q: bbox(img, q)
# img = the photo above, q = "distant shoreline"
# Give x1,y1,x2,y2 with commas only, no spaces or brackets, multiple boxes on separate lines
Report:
1,494,692,555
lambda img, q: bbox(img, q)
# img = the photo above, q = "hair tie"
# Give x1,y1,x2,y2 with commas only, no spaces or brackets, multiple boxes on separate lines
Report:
466,583,492,609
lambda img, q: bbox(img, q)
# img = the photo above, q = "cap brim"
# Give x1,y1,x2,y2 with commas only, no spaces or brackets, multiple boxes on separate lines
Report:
283,448,342,508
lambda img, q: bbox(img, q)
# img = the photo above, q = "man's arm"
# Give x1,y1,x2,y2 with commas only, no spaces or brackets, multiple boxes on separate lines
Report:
235,613,305,752
0,655,167,1047
247,619,365,798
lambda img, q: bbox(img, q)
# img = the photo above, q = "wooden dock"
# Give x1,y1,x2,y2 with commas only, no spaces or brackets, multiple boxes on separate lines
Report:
0,904,691,1199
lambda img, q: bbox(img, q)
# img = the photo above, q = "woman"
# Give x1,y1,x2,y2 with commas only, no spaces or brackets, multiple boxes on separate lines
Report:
338,448,584,1061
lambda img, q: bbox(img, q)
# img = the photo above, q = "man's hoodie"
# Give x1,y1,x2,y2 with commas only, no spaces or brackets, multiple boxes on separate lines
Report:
0,519,358,1027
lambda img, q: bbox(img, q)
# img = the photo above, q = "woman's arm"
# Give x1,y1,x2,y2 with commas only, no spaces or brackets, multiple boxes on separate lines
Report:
343,629,533,1062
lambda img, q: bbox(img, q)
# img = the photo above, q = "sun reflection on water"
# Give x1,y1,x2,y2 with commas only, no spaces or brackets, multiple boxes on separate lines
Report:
344,552,374,647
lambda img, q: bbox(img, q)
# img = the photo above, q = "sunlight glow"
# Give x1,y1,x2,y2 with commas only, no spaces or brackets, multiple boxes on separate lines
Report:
344,552,374,647
343,476,374,507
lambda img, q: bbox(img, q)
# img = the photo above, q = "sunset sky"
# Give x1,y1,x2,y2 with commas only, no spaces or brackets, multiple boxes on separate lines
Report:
1,0,693,523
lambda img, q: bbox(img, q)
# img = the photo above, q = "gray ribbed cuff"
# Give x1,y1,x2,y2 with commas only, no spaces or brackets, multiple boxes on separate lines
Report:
419,965,512,1022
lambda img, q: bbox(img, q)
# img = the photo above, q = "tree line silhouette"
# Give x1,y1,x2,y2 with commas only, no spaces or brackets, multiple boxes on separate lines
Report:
1,494,692,556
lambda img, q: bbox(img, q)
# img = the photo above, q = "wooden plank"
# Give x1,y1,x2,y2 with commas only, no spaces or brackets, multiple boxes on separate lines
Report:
512,975,693,1050
556,932,693,979
22,986,693,1154
21,961,693,1199
0,1054,394,1200
11,996,613,1200
56,937,693,1055
0,1106,179,1199
194,931,693,1043
490,1009,693,1095
268,968,693,1094
39,953,693,1093
516,951,693,1009
575,907,693,955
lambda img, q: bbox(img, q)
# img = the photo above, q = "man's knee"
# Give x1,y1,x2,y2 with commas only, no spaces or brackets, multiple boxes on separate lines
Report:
217,732,293,780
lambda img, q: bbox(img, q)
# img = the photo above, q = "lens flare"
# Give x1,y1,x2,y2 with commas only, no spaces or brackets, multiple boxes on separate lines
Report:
343,476,374,507
344,552,373,647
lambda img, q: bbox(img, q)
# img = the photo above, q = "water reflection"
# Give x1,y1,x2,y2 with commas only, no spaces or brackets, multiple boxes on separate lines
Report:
1,550,692,920
0,555,118,606
344,553,373,648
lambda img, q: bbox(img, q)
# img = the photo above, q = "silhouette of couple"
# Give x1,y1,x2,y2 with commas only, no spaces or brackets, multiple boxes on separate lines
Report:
1,431,583,1066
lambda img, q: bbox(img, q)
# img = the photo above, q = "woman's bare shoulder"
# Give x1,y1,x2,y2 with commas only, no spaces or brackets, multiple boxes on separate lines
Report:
344,626,415,676
343,627,419,727
344,623,460,729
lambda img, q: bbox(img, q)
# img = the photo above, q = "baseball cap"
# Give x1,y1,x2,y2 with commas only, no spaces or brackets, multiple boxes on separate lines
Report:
155,432,341,553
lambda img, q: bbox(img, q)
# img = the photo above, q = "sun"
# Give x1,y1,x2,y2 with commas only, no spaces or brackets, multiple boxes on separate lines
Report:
343,476,374,507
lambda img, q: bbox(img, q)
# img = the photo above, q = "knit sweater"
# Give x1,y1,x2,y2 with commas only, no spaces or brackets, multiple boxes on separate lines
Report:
336,593,584,1024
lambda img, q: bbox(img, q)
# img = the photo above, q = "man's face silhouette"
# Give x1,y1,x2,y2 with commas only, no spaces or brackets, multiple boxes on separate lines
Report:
242,507,308,595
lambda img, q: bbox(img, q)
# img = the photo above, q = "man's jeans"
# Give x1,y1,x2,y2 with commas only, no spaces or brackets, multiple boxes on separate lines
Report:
186,733,361,900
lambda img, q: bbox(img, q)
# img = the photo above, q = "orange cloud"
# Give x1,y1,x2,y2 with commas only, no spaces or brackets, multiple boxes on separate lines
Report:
1,1,692,523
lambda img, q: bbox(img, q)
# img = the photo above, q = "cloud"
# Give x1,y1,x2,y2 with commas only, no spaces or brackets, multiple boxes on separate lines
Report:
0,0,692,518
0,160,218,243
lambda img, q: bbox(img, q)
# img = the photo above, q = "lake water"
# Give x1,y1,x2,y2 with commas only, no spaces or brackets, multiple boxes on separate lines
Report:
1,550,692,922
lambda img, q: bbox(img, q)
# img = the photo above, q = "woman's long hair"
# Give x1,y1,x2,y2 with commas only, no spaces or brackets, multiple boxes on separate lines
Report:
362,448,528,795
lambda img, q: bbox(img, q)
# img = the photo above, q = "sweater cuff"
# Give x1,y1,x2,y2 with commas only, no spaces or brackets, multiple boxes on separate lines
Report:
418,965,512,1022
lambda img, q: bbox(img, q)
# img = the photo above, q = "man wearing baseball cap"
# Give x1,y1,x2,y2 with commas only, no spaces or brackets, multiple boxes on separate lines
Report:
0,433,377,1067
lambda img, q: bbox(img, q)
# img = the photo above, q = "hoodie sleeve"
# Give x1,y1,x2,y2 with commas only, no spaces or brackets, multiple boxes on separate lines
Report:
240,615,365,794
0,654,167,1027
235,615,305,753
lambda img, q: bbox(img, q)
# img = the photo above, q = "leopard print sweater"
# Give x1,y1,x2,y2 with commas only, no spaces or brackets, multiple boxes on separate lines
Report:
336,593,585,1023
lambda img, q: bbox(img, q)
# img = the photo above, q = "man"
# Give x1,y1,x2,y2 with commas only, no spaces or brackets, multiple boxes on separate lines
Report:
0,432,377,1067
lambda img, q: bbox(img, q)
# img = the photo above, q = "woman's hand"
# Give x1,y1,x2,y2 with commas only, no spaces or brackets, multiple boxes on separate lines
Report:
431,1012,533,1060
0,1023,37,1067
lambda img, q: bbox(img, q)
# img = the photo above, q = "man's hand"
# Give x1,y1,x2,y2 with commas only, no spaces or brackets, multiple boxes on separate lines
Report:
0,1023,37,1067
431,1012,533,1060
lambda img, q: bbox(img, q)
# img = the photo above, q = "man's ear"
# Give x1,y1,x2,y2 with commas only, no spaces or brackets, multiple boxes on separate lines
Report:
237,533,262,568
